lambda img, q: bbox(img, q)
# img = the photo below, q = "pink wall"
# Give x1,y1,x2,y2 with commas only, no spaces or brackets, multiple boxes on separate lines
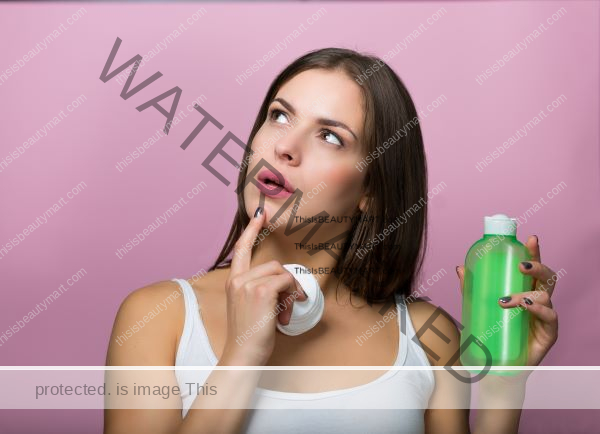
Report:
0,1,598,432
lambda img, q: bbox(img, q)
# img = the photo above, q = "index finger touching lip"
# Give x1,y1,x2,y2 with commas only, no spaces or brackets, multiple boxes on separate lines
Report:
230,207,265,277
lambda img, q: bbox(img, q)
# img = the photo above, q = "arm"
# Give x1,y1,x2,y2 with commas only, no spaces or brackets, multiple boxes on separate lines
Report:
178,349,263,434
456,234,559,434
105,209,307,434
408,300,471,434
104,281,260,434
472,373,527,434
411,300,527,434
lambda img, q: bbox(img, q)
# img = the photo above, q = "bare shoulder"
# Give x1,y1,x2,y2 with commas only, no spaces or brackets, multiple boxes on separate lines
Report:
117,279,185,325
405,297,461,367
183,267,231,314
185,267,230,294
104,281,187,432
106,280,186,366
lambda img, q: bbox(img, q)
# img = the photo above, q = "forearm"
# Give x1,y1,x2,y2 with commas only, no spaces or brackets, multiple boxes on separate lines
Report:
472,374,527,434
473,408,523,434
177,354,263,434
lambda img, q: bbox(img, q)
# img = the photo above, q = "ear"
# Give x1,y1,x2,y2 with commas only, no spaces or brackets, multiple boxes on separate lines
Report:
358,194,369,213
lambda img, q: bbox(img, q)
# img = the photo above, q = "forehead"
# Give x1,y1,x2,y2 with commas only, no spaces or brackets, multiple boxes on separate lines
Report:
274,69,364,137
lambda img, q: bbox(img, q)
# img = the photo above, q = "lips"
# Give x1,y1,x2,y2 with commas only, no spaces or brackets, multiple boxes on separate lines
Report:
257,168,294,194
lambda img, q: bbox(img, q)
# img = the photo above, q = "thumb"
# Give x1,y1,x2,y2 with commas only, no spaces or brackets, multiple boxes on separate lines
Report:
294,278,308,302
456,265,465,296
277,277,307,325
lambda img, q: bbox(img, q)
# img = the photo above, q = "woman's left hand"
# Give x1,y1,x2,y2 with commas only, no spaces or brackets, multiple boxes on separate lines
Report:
456,235,559,368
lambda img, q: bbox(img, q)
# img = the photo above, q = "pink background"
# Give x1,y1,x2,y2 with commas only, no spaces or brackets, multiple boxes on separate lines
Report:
1,1,599,432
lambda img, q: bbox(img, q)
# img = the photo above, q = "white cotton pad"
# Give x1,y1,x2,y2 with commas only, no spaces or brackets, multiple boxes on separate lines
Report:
277,264,325,336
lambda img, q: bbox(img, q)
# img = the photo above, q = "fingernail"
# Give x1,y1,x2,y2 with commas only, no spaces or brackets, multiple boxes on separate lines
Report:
455,266,460,276
302,288,308,299
523,297,533,305
499,296,512,303
254,207,263,218
533,235,539,245
521,261,532,270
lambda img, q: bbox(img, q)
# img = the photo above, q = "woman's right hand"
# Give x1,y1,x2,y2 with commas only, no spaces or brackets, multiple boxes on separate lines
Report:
221,207,308,366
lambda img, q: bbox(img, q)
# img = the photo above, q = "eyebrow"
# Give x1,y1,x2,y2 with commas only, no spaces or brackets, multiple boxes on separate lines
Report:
272,97,359,141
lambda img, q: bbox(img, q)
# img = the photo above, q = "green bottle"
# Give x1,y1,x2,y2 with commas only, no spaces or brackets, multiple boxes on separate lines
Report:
460,214,532,376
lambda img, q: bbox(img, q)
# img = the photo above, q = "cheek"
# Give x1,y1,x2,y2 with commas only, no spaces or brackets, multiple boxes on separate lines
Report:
245,136,272,175
249,133,268,160
251,124,284,155
315,163,364,203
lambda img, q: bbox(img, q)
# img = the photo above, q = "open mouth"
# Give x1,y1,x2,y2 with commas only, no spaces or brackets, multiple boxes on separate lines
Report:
257,168,294,194
263,179,284,189
256,168,294,198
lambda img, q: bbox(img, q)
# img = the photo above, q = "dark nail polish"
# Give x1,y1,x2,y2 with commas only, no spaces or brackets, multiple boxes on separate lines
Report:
499,296,512,303
521,261,532,270
533,235,539,245
302,289,308,299
523,297,533,305
455,266,460,276
254,207,263,218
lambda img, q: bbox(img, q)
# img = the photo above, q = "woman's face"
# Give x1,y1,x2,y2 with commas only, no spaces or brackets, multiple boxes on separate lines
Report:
245,68,368,237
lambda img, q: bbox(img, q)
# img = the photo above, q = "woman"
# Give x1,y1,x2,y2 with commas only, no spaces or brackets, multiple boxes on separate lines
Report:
104,48,559,433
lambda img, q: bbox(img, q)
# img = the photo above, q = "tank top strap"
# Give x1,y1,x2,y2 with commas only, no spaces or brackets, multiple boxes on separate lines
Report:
395,293,413,335
172,278,199,313
393,292,410,366
395,292,434,369
172,278,219,365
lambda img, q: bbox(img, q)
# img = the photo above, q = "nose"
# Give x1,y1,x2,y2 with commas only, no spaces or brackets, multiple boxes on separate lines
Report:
273,130,302,166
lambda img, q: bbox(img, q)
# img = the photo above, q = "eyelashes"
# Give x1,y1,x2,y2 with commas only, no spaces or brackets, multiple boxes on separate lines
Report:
268,108,288,125
267,108,345,148
321,130,344,148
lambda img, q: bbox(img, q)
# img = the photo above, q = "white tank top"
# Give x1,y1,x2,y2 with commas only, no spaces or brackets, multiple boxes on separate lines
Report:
172,278,435,433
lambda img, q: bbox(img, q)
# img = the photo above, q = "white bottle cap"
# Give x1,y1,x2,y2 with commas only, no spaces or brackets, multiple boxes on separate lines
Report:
484,213,518,236
276,264,324,336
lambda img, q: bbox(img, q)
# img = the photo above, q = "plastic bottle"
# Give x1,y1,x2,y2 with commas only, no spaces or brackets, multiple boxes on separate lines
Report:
460,214,532,376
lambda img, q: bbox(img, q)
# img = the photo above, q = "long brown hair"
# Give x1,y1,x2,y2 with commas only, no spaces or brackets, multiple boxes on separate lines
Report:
209,47,428,306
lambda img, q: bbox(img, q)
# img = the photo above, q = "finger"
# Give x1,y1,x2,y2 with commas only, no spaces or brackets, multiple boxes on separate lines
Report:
245,273,307,324
241,274,295,323
277,291,296,325
518,261,558,298
456,265,465,296
245,272,308,302
525,235,541,263
235,260,290,285
524,235,540,291
230,207,265,277
516,296,558,325
273,274,306,325
498,290,552,309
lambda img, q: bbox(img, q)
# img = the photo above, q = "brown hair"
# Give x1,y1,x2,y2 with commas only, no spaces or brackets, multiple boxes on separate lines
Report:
208,47,428,306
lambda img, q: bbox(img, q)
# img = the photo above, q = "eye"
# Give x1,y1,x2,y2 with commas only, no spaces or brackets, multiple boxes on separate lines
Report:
268,108,344,148
268,108,289,125
321,129,344,148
